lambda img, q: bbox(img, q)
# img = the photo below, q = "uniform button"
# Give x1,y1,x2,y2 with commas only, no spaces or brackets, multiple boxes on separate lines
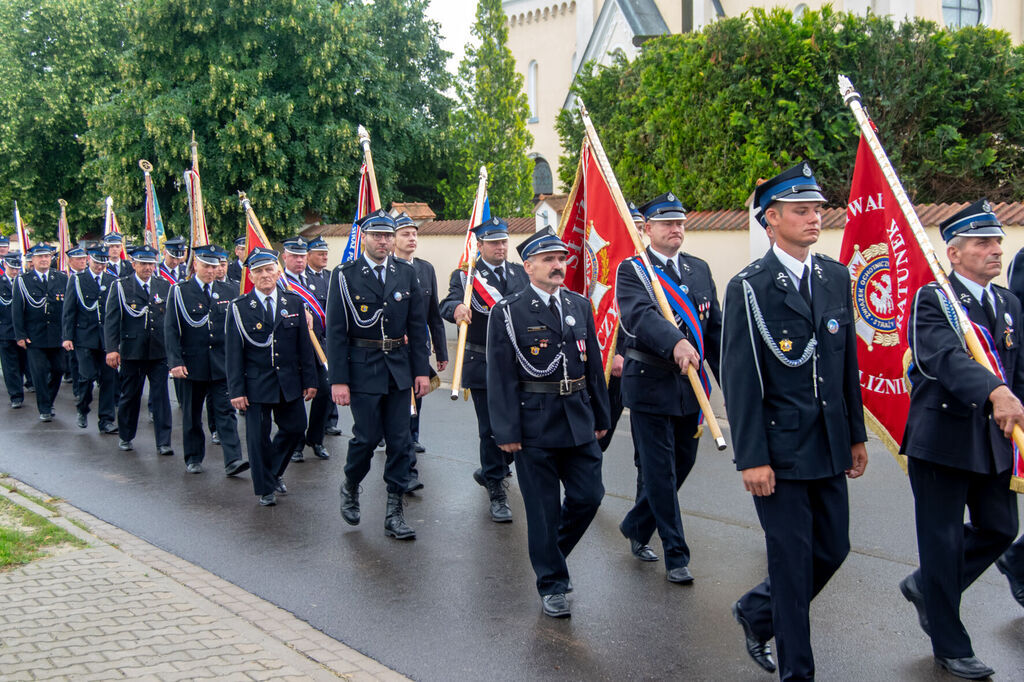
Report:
971,403,977,408
821,400,827,406
941,403,948,409
769,420,776,426
818,377,824,383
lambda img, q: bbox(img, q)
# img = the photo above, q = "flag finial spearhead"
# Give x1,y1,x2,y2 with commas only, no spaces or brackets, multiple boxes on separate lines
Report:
838,75,860,105
57,198,67,208
357,124,370,147
237,191,251,211
139,159,153,173
478,165,488,181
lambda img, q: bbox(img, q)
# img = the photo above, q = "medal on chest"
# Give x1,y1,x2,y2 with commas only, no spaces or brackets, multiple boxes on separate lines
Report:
779,338,793,353
1006,328,1015,349
576,338,586,362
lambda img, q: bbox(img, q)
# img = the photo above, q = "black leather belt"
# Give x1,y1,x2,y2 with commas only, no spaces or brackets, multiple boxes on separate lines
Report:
465,342,486,353
352,337,407,351
520,377,585,395
625,347,678,371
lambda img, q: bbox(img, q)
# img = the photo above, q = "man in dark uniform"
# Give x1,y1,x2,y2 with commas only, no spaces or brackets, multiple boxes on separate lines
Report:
1,250,28,409
226,236,246,284
161,237,189,283
280,236,331,463
327,210,430,539
103,233,133,278
487,226,610,618
440,217,529,522
226,248,317,506
13,244,69,421
898,200,1024,680
616,193,722,581
393,213,447,490
165,244,249,477
104,245,174,455
306,235,345,438
62,247,119,433
721,163,868,680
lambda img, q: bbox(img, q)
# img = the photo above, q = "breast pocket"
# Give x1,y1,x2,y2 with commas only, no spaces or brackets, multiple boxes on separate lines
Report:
516,331,557,363
762,317,811,362
821,305,852,352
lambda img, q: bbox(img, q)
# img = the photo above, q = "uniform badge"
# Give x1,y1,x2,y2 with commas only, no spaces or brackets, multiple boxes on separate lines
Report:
130,303,137,310
100,285,106,291
212,292,219,299
394,291,402,301
1006,329,1015,349
154,294,162,303
198,303,204,310
565,315,575,326
256,322,262,330
779,338,793,352
309,284,315,291
826,319,839,334
530,346,540,355
360,304,368,313
681,285,689,294
1005,312,1013,326
250,300,257,309
802,162,812,177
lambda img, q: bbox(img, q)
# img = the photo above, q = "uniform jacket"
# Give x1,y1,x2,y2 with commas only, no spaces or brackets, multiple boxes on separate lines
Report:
0,274,16,341
486,287,611,448
439,260,528,389
225,289,316,403
164,277,235,382
103,275,170,361
227,259,243,284
721,249,866,479
615,248,722,416
407,258,447,364
284,268,327,343
12,269,68,348
62,270,117,350
902,276,1024,474
325,255,429,393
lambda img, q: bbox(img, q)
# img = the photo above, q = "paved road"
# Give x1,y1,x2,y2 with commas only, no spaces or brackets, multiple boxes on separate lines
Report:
2,380,1023,680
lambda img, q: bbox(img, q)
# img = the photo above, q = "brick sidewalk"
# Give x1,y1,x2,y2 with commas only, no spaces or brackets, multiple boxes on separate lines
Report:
0,480,408,682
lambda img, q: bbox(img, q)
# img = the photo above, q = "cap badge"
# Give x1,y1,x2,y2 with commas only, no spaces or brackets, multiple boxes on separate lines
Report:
802,163,812,177
779,338,793,352
983,200,993,213
667,193,676,201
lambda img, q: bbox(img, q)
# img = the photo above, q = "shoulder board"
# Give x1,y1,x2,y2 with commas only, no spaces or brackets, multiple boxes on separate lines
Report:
992,282,1012,296
734,262,767,280
679,252,709,268
814,253,841,265
503,289,525,304
339,260,359,271
563,289,589,307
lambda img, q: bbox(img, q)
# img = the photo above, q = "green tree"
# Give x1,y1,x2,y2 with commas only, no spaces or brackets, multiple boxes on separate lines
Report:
438,0,533,220
84,0,451,242
0,0,128,241
558,9,1024,209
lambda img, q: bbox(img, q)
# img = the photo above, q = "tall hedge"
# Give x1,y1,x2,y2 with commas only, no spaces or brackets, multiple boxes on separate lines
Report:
557,8,1024,209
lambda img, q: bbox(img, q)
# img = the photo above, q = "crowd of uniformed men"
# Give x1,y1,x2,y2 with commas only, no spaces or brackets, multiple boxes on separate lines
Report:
3,163,1024,680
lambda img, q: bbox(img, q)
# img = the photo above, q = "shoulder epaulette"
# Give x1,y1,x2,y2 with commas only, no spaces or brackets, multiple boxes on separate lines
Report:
734,261,767,280
338,259,359,271
814,253,841,265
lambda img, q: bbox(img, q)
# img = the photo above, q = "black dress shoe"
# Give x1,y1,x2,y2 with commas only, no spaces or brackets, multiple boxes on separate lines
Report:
996,555,1024,608
666,567,694,584
39,412,54,422
472,468,486,487
10,399,23,409
275,477,288,495
935,655,995,679
211,431,221,445
225,459,250,477
312,444,330,459
413,441,426,453
541,593,571,618
324,425,343,436
732,601,776,672
157,445,174,457
118,439,134,451
186,462,204,474
76,412,87,429
899,573,931,636
259,493,276,506
340,479,361,525
630,539,659,562
290,450,304,463
98,422,118,435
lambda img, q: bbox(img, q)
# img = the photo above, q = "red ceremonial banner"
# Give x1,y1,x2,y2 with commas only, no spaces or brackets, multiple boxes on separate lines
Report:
241,212,272,294
840,136,934,460
558,139,638,377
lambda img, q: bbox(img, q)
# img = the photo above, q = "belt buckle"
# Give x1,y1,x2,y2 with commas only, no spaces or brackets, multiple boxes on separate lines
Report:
559,378,571,396
382,339,393,352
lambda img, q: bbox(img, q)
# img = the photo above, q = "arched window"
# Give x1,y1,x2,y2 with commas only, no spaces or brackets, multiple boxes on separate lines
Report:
942,0,984,27
527,60,539,122
793,3,809,20
532,156,553,196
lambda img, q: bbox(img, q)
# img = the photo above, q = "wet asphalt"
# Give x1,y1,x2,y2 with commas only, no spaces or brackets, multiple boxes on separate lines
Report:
1,372,1023,681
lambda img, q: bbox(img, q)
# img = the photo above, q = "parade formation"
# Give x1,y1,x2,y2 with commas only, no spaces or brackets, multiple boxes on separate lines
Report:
2,77,1024,682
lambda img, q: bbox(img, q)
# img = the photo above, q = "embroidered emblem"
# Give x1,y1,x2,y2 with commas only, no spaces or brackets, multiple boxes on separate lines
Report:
779,338,793,352
565,315,575,326
682,262,692,273
826,318,839,334
530,346,540,355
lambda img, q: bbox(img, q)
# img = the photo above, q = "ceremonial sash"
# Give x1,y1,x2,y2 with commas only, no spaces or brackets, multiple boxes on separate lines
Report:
285,274,326,328
159,264,178,284
105,264,119,278
459,269,502,312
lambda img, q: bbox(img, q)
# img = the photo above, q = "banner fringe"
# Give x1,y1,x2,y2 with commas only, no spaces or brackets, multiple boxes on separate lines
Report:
863,407,908,474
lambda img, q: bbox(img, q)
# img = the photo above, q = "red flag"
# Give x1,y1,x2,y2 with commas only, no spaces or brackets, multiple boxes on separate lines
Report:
840,135,934,460
558,139,638,377
240,211,272,294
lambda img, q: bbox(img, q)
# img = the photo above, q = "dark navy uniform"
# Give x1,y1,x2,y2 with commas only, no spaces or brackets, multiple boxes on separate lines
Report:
227,260,243,283
722,164,866,681
1,260,29,407
899,202,1021,675
12,261,69,418
998,246,1024,608
165,272,245,473
326,253,429,496
226,284,316,498
104,269,173,450
408,256,447,449
440,252,529,486
616,239,722,577
486,229,610,610
62,264,119,430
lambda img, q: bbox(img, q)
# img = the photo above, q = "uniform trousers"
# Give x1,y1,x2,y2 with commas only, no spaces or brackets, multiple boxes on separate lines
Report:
245,396,306,496
0,339,25,401
345,377,413,495
410,395,423,476
26,346,64,414
907,457,1018,658
118,359,171,447
514,441,604,596
1002,534,1024,583
737,473,850,682
75,347,117,426
471,387,509,483
303,363,332,448
620,410,699,570
182,379,242,467
597,374,642,494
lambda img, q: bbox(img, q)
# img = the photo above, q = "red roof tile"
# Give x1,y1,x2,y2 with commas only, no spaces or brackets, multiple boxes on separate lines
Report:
390,202,436,220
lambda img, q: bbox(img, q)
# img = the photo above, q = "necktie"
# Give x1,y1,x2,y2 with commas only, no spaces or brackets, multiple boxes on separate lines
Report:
374,265,384,287
981,290,997,332
95,275,102,288
40,273,46,286
799,267,812,309
665,258,680,283
203,283,212,301
264,295,274,324
142,282,150,299
494,266,506,293
548,296,560,328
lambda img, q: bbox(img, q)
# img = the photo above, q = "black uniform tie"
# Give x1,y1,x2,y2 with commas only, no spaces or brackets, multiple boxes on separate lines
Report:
203,282,212,302
264,295,274,324
95,275,102,288
981,290,997,332
374,264,384,287
799,267,812,309
548,296,560,328
665,258,680,283
142,282,149,299
494,266,506,293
